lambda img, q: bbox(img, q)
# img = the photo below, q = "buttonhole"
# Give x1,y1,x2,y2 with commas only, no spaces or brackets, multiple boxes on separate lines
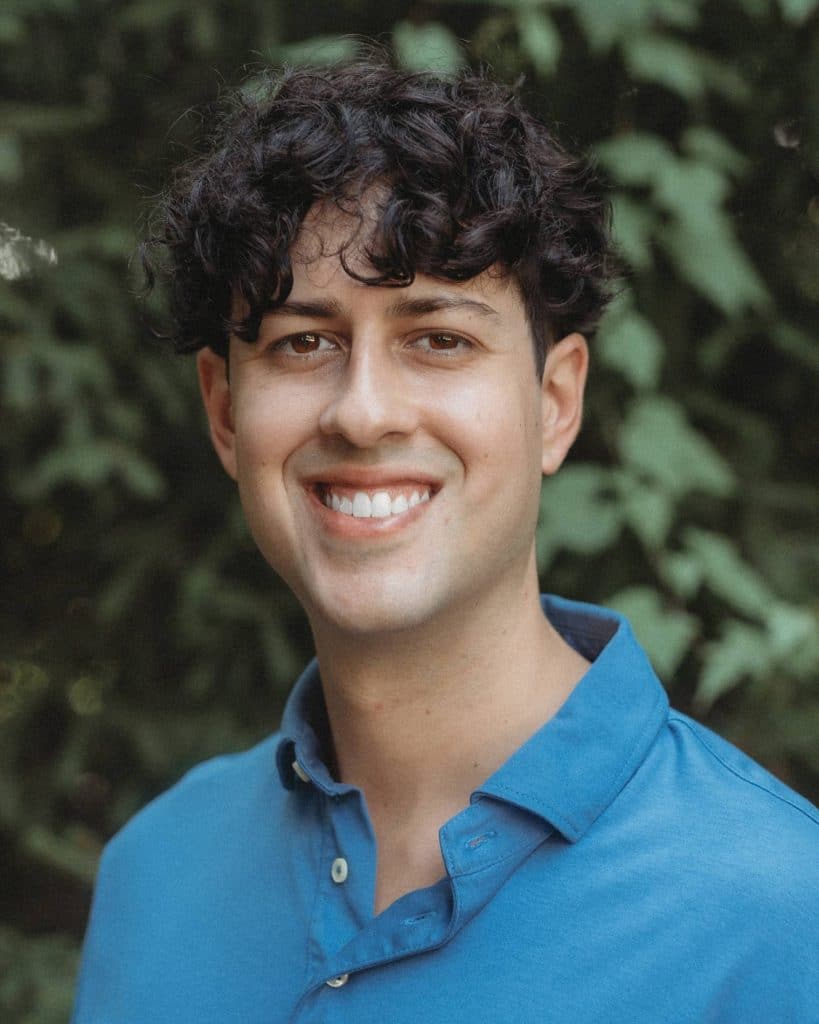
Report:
402,911,437,926
464,830,497,850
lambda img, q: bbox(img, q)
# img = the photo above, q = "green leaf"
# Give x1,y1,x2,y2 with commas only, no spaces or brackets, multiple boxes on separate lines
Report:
764,604,819,665
596,302,664,389
595,133,675,188
607,585,699,678
615,472,676,549
0,925,80,1024
564,0,655,51
0,134,22,183
681,527,777,619
393,21,464,71
537,465,623,569
619,396,735,498
277,35,359,65
695,620,770,710
651,0,702,29
778,0,819,22
622,34,708,100
517,9,561,76
658,215,770,314
653,158,730,221
0,103,103,135
609,194,657,271
660,551,704,599
681,127,749,176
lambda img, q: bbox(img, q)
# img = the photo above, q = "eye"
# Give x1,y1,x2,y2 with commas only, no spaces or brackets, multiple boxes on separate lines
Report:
411,332,472,355
271,332,337,356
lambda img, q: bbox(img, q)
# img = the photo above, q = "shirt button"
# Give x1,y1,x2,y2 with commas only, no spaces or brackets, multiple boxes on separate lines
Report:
291,759,310,783
325,973,349,988
331,857,348,884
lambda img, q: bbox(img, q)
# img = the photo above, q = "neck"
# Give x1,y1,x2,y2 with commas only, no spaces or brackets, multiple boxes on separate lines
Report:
310,556,589,822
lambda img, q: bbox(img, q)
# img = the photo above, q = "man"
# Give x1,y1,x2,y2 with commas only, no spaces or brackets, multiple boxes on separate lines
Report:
72,60,817,1022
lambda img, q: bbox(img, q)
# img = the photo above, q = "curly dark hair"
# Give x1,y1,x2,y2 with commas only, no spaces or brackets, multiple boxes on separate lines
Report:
144,58,615,374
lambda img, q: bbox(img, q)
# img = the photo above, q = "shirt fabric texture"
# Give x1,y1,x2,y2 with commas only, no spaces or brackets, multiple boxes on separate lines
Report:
71,595,819,1023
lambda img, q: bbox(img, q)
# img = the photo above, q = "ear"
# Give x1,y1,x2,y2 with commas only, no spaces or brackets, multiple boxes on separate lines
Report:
541,332,588,476
197,346,238,480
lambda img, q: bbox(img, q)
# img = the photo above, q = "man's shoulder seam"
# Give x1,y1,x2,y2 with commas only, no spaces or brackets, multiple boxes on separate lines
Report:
668,712,819,827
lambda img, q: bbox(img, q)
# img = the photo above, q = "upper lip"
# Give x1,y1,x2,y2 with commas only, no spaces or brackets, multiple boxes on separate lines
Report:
301,467,442,491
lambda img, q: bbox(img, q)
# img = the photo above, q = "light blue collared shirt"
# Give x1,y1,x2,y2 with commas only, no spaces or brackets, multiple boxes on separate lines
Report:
71,596,819,1022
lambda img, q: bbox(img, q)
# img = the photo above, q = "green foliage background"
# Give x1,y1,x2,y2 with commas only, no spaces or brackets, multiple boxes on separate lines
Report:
1,0,818,1017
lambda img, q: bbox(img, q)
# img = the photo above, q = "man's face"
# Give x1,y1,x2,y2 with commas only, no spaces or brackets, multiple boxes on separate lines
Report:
199,205,586,638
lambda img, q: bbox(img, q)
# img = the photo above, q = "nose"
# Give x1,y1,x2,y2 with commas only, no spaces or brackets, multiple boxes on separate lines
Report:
318,336,418,447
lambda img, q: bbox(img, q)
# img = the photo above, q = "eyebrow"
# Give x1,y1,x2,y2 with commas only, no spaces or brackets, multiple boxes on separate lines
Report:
266,295,500,320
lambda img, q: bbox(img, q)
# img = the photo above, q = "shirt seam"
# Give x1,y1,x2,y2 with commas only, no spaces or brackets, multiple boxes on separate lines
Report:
486,684,667,838
303,794,330,990
669,713,819,826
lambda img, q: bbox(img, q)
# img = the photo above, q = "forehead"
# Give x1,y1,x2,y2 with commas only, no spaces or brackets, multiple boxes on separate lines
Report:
288,199,522,316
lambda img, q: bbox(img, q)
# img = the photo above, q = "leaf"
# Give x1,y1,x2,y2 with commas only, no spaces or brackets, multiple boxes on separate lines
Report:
660,551,704,599
0,134,22,183
19,441,166,501
595,133,675,188
778,0,819,22
616,473,676,549
764,604,819,665
0,13,24,43
680,527,777,619
0,103,103,135
658,216,770,314
277,35,359,65
393,21,464,72
622,34,709,100
564,0,655,52
537,465,623,569
595,302,664,389
607,585,699,678
695,620,770,710
651,0,702,29
619,396,735,498
517,9,561,76
681,127,749,176
654,158,730,221
609,194,657,271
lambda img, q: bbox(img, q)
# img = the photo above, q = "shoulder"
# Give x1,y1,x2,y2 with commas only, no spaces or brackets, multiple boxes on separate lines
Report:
637,711,818,909
99,731,285,880
664,711,818,833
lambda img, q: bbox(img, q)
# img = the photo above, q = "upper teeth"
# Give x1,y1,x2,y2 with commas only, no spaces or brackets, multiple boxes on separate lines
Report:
324,488,431,518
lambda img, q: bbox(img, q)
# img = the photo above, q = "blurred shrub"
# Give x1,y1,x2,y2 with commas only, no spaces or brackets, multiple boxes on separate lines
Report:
1,0,817,1018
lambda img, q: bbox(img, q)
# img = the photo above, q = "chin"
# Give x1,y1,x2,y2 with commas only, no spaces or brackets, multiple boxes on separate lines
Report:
305,574,450,638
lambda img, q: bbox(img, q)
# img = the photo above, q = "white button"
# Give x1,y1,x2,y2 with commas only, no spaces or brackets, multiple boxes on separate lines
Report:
292,759,310,783
331,857,348,884
325,973,349,988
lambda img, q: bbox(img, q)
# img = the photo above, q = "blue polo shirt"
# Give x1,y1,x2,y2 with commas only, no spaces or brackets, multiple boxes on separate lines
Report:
71,595,818,1023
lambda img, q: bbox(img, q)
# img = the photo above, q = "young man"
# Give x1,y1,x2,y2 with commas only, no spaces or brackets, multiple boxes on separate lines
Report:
72,61,817,1022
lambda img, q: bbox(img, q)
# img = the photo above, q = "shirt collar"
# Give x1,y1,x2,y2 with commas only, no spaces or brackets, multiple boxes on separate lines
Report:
276,595,669,840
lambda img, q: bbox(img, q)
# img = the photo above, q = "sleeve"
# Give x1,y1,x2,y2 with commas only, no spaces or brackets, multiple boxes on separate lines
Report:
70,840,122,1024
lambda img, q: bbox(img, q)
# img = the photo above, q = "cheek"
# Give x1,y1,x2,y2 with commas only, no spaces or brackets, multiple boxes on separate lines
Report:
430,374,542,477
233,379,322,473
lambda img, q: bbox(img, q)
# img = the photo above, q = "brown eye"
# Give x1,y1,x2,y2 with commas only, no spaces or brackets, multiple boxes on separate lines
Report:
273,333,336,356
413,332,471,354
290,333,321,353
429,334,459,350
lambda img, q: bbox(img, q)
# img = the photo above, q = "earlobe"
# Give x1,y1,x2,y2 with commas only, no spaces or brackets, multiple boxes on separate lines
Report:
196,347,238,480
541,332,588,476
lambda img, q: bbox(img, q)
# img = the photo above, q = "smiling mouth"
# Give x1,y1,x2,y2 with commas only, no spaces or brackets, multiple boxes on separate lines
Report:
313,484,433,520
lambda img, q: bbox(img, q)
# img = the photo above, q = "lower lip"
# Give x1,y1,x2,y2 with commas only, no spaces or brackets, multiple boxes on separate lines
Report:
304,487,435,537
